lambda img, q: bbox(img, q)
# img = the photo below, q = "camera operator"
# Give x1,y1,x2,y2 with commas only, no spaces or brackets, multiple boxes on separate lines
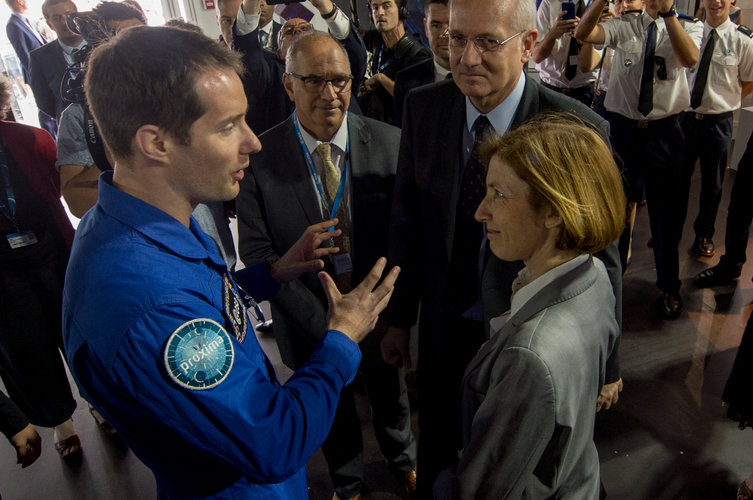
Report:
55,1,145,218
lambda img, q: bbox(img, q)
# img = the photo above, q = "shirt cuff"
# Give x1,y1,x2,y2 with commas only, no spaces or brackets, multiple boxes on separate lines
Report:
326,9,351,40
311,330,361,385
235,5,260,36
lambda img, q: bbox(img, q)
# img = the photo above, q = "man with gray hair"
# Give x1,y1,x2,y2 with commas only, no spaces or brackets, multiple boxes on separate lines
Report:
382,0,622,495
237,32,416,500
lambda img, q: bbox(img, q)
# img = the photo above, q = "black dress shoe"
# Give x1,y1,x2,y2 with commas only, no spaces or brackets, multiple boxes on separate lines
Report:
659,292,682,319
693,265,740,288
693,237,715,257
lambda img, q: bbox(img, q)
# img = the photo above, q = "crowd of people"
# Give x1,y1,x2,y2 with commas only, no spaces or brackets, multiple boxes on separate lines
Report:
1,0,752,498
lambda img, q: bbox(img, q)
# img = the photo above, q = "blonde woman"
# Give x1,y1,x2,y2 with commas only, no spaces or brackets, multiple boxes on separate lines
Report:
436,115,626,499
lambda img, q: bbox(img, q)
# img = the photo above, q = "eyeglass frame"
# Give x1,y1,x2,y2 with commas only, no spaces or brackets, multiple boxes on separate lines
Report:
279,21,314,39
445,29,527,53
286,72,354,93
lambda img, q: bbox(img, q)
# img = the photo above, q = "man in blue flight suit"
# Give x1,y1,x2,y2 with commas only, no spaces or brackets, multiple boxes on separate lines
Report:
62,25,400,499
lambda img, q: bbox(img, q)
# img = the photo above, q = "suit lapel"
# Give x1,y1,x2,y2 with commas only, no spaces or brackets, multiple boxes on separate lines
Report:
442,84,470,259
279,117,324,226
510,76,539,131
347,113,371,179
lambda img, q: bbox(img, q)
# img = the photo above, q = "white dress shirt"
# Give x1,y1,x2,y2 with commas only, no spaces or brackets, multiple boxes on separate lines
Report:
602,11,703,119
686,18,753,114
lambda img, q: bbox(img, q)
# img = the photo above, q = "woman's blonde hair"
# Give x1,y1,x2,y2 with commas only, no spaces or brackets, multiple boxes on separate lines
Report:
481,113,626,254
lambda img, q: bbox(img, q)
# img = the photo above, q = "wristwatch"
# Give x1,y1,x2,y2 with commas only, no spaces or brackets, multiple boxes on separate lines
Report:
658,5,677,17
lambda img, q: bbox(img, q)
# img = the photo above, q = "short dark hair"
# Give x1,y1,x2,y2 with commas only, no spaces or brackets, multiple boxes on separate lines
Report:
41,0,75,19
85,25,244,160
423,0,448,10
92,1,146,25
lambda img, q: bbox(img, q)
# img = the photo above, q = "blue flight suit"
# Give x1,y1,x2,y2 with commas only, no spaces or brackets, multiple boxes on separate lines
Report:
63,172,361,499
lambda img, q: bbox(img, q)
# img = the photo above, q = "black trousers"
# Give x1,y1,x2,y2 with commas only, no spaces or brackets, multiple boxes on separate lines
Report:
610,112,684,295
679,111,734,240
415,311,486,499
0,258,76,427
320,320,416,498
717,128,753,273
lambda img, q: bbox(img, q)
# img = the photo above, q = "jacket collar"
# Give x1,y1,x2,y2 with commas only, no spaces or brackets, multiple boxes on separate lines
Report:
97,171,226,267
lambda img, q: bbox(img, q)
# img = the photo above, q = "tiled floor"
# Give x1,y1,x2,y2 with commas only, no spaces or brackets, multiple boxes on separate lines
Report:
1,165,752,499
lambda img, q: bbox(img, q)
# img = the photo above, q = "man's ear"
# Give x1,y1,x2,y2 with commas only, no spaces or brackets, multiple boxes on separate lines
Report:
133,124,169,162
282,72,296,102
521,29,539,63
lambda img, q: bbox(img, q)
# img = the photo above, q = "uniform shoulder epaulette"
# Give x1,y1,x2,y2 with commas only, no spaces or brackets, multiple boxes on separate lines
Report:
678,13,700,22
737,24,753,38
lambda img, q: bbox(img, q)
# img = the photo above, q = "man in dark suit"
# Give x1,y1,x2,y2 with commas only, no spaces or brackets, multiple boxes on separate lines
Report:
237,33,416,500
382,0,623,495
5,0,43,84
233,0,366,136
5,0,56,136
256,0,280,51
30,0,83,124
392,0,450,125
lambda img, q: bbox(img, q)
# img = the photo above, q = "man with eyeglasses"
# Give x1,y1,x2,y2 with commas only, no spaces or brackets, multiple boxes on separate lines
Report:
237,32,417,500
231,0,367,136
382,0,622,496
392,0,451,126
576,0,702,319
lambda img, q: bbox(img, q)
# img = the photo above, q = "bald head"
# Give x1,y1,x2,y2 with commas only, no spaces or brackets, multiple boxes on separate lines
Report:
282,33,352,142
276,18,314,60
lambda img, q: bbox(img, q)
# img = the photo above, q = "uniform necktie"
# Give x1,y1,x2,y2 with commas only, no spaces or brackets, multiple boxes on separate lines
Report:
565,1,584,80
638,21,657,116
316,143,352,292
691,29,715,109
565,37,580,80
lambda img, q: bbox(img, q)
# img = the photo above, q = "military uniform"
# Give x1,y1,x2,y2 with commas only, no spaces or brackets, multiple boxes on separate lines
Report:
679,20,753,254
601,10,702,305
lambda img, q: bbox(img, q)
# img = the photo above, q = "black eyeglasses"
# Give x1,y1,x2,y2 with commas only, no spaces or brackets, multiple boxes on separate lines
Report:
446,30,526,53
280,22,313,38
287,73,353,92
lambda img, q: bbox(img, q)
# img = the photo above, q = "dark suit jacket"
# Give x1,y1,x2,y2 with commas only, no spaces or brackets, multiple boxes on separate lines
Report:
236,113,399,367
6,14,44,83
29,40,69,120
388,76,622,382
392,56,434,126
233,21,367,136
435,257,618,499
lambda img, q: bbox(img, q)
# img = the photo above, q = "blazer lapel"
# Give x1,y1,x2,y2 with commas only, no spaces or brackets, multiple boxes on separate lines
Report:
510,76,539,131
279,117,324,226
347,113,371,178
441,84,468,259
